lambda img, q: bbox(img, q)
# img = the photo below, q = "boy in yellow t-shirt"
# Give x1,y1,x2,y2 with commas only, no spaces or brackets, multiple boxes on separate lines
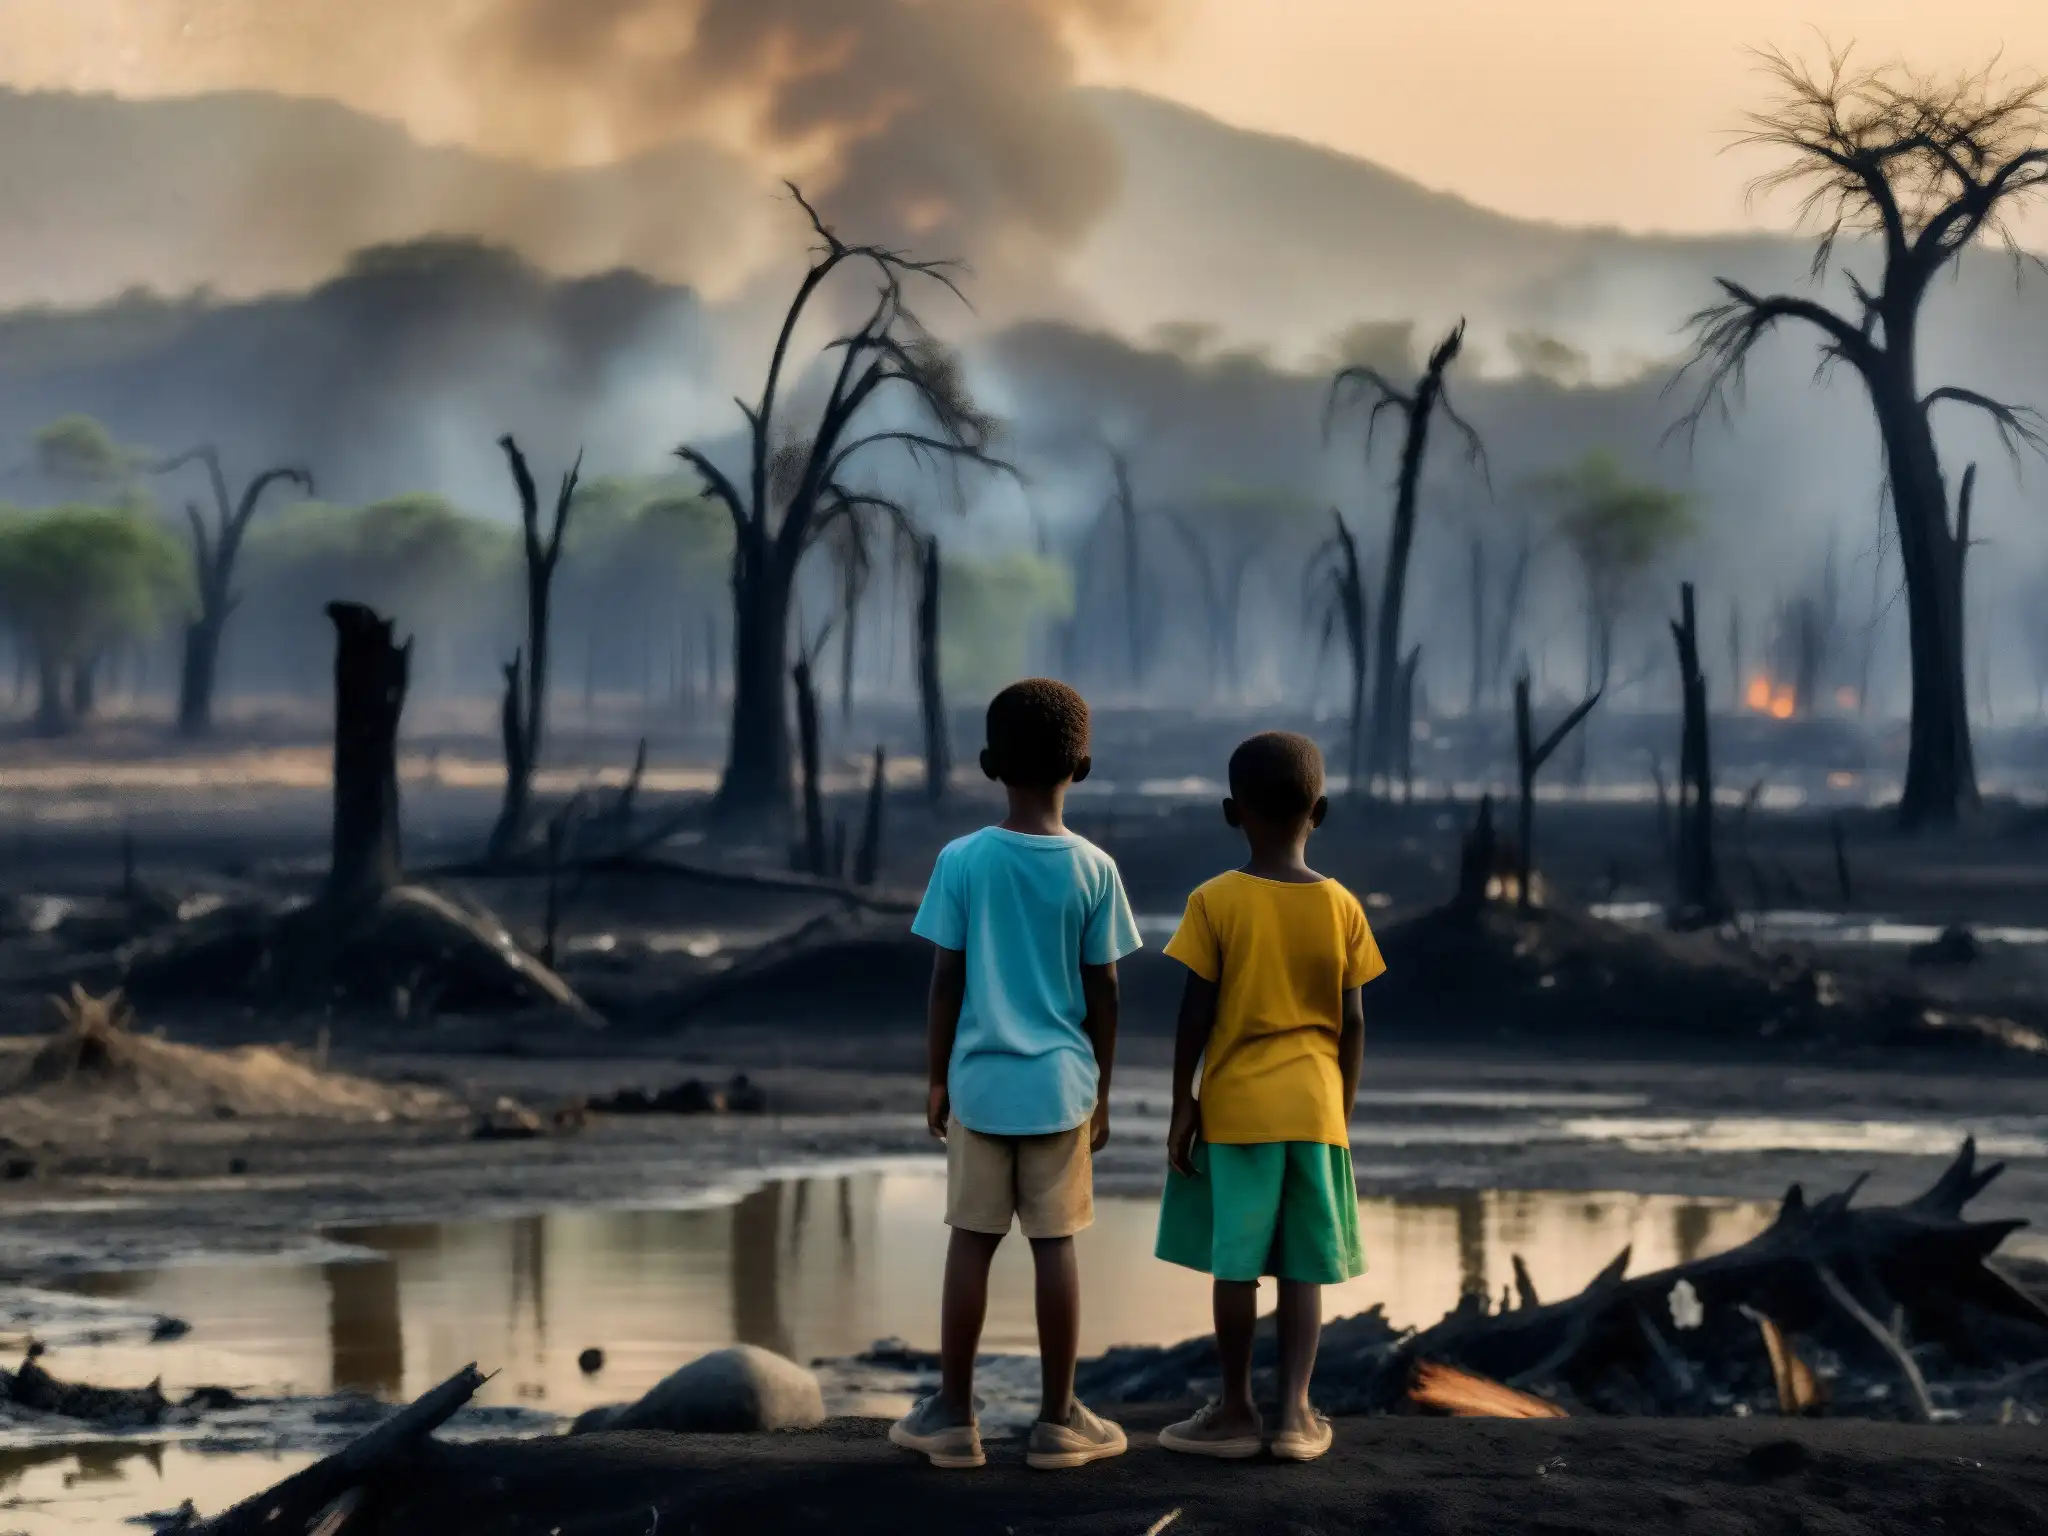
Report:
1154,731,1384,1464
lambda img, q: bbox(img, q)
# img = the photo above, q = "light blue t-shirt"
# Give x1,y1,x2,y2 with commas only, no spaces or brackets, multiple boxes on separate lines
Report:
912,827,1143,1137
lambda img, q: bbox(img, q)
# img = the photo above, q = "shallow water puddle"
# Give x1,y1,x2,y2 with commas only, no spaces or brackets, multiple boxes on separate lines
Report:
0,1446,314,1536
25,1171,1775,1413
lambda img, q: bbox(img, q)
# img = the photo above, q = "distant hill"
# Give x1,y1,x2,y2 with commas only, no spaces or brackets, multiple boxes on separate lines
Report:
0,83,2040,385
0,87,770,309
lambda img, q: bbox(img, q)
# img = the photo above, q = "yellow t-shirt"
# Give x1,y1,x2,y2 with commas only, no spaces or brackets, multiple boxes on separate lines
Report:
1163,872,1386,1147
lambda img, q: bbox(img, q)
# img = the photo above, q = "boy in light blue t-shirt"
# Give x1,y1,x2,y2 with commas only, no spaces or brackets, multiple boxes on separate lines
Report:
889,679,1141,1473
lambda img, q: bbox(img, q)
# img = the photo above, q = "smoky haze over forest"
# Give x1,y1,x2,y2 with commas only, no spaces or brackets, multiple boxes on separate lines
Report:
1,5,2047,746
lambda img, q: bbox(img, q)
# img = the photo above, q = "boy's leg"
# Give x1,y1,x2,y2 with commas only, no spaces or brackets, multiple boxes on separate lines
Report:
1211,1277,1262,1430
940,1226,1004,1418
1274,1279,1322,1435
1028,1235,1078,1424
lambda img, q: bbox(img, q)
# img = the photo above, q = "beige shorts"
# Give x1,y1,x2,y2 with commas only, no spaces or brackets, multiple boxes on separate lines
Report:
944,1117,1094,1239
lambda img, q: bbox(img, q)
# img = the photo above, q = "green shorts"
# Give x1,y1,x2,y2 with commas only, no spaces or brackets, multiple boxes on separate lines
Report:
1155,1141,1365,1285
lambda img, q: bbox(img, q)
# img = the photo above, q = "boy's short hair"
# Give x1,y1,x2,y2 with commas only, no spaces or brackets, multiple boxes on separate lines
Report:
1228,732,1325,822
984,679,1091,788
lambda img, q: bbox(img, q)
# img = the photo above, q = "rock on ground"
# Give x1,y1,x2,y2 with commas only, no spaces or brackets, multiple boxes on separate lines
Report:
577,1346,825,1435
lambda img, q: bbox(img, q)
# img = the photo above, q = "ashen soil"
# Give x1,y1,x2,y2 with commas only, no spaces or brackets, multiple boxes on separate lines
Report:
360,1411,2048,1536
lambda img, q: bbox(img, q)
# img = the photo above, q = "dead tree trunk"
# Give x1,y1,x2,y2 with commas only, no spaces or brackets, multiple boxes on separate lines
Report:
1397,644,1422,801
488,435,580,863
1669,582,1728,928
792,656,827,877
854,745,887,887
1328,322,1486,794
1467,537,1486,716
917,537,949,804
1110,448,1146,688
152,450,314,738
326,602,410,913
32,652,67,737
1513,675,1601,915
68,658,96,721
1313,511,1371,797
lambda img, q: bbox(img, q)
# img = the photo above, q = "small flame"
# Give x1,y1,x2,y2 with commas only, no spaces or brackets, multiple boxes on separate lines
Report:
1745,676,1772,712
1769,689,1795,720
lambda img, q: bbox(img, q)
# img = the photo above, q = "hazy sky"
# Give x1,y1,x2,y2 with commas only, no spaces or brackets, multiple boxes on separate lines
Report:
1079,0,2048,235
4,0,2046,240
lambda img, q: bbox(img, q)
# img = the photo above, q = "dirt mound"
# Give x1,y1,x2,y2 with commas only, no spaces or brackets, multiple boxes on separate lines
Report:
5,986,447,1121
1371,900,2048,1056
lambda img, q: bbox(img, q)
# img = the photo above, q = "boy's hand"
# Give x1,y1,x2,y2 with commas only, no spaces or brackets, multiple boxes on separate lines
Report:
1167,1100,1201,1178
926,1083,950,1140
1090,1100,1111,1152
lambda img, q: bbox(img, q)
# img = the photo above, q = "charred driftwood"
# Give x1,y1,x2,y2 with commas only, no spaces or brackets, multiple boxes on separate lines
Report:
1079,1139,2048,1421
1512,675,1600,914
190,1364,486,1536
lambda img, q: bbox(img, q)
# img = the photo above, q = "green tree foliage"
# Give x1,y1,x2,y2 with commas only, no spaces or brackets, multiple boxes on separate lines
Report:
940,552,1074,699
32,415,142,493
1529,450,1694,691
0,504,190,730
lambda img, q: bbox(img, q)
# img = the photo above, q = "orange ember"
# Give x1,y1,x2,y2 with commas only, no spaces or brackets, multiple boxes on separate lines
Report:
1769,689,1795,720
1745,676,1771,711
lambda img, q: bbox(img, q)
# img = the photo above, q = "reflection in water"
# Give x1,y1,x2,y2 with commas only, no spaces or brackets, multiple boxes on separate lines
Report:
0,1445,314,1536
35,1173,1777,1422
323,1257,401,1397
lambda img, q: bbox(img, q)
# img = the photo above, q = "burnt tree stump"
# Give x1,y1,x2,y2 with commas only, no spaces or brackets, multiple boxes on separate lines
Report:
326,601,409,911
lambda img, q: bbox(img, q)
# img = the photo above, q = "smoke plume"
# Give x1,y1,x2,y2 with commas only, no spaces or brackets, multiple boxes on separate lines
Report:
0,0,1155,307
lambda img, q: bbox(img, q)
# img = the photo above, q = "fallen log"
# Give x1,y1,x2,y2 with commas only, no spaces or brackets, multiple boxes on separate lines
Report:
1080,1139,2048,1421
190,1363,486,1536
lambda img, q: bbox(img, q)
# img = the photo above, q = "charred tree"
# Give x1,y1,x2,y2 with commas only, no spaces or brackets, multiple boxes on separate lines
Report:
1513,675,1601,915
917,536,950,803
325,602,410,913
488,436,580,863
1164,508,1246,696
854,745,887,887
1673,48,2048,829
1310,511,1371,797
1397,644,1422,800
1669,583,1729,928
1328,321,1488,793
1467,538,1486,716
677,186,1009,829
792,656,827,877
152,448,314,737
1108,447,1148,688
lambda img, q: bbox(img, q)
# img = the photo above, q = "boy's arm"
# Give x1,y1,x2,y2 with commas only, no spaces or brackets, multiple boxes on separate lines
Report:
1338,985,1366,1123
1080,961,1119,1151
925,947,967,1139
1168,972,1219,1177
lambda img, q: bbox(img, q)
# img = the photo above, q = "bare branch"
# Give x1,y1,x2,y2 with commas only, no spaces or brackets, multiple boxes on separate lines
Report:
1325,366,1414,459
1666,280,1878,448
674,447,748,538
1923,385,2048,468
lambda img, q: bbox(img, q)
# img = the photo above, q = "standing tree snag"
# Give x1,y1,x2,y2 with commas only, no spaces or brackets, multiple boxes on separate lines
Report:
1672,46,2048,829
151,447,313,736
1327,320,1488,794
791,653,828,875
1669,583,1729,928
326,602,410,912
1106,447,1149,688
916,535,950,803
676,186,1011,827
1308,510,1371,796
1513,675,1601,915
488,435,580,863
